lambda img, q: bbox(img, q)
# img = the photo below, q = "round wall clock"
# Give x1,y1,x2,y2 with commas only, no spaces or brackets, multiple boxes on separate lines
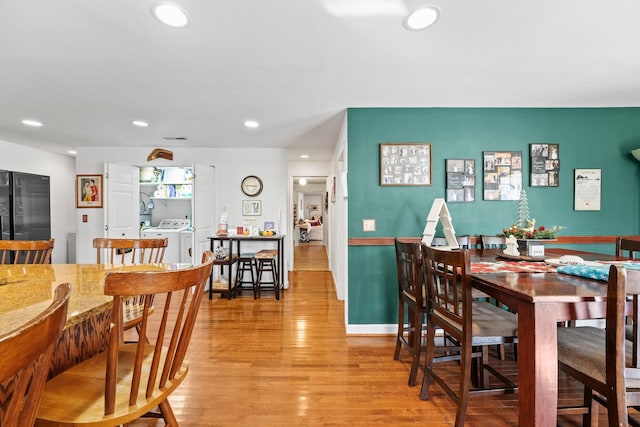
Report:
241,175,263,197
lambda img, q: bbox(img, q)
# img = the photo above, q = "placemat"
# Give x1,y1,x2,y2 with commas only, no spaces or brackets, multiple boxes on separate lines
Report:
471,261,557,274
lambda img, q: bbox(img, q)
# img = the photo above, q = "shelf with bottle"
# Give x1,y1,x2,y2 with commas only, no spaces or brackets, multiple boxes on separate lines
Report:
143,183,193,199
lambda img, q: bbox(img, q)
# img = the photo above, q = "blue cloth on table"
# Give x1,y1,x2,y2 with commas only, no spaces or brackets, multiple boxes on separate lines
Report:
557,263,640,282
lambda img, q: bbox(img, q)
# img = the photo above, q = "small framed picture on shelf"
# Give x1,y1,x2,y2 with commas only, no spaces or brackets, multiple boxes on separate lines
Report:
242,200,261,216
76,174,103,208
264,221,275,231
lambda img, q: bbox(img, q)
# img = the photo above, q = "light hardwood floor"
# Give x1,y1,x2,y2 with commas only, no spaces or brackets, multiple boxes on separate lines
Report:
128,244,613,426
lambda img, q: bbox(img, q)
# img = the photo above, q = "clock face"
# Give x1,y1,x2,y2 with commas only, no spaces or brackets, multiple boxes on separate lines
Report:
241,175,263,197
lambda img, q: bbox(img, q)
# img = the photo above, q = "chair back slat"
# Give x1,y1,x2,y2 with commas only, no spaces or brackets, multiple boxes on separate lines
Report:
102,251,213,415
0,283,70,427
456,235,472,249
93,238,168,264
422,245,471,340
479,235,506,249
0,239,54,264
605,266,640,404
616,237,640,260
394,239,423,307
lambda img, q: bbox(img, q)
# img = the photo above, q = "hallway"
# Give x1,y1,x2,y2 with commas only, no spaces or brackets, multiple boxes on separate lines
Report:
293,242,328,271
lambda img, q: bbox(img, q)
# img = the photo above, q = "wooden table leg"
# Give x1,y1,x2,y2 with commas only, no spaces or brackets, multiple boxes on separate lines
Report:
517,301,558,427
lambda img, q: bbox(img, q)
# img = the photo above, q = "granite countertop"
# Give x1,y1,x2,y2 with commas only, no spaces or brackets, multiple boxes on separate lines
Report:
0,263,185,336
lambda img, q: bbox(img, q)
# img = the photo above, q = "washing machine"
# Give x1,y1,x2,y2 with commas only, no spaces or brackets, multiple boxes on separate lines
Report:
179,230,194,264
141,218,190,263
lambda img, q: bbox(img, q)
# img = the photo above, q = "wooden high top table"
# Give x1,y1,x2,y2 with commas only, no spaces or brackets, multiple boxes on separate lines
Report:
0,263,190,377
470,248,623,427
209,234,286,299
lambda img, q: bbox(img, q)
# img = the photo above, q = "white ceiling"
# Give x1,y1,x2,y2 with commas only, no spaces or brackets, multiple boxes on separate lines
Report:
1,1,639,161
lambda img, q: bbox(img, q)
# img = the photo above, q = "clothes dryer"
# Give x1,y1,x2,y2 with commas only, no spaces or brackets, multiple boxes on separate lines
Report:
140,218,190,263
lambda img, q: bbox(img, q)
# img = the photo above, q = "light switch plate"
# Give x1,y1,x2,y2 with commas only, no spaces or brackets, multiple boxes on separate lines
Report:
363,218,376,232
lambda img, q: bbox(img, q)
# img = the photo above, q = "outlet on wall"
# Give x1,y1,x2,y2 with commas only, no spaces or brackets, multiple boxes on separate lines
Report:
363,218,376,232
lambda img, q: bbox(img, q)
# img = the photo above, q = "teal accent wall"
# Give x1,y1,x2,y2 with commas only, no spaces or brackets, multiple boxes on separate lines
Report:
347,107,640,325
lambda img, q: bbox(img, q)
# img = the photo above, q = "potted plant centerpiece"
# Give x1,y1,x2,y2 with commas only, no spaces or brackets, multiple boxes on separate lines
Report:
498,189,564,257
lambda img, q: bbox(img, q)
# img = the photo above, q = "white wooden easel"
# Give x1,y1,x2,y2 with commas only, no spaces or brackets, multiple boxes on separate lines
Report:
421,198,458,250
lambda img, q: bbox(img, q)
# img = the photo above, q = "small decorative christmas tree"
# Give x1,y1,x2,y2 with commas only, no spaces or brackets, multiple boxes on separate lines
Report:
516,189,530,228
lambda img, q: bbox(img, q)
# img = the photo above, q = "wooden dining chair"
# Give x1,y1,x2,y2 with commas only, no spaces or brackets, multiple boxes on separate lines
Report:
0,239,54,264
420,245,518,427
93,237,168,342
479,235,506,249
429,237,449,247
479,234,517,359
456,235,471,248
394,239,460,387
93,237,168,264
35,251,214,426
616,236,640,260
0,283,70,427
556,266,640,426
393,239,428,386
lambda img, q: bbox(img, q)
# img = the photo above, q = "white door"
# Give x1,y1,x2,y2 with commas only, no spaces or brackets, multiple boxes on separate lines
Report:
105,163,140,238
192,164,214,265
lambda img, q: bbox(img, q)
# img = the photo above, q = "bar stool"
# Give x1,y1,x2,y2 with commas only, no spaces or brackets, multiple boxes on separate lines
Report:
254,249,279,300
234,252,256,295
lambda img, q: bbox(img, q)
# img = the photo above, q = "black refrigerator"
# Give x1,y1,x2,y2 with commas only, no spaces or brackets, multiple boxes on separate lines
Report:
0,170,51,241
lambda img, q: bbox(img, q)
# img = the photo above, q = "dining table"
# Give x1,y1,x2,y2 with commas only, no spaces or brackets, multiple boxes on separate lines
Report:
0,262,191,377
469,247,628,427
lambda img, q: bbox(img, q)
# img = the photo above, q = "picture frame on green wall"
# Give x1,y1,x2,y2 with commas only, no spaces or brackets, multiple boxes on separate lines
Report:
530,143,560,187
380,143,431,186
574,168,601,211
446,158,475,203
482,151,522,201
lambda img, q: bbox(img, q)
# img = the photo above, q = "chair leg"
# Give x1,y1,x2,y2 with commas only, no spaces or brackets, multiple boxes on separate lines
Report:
607,385,626,427
420,323,437,400
393,298,405,361
455,341,473,427
408,307,423,387
158,399,179,426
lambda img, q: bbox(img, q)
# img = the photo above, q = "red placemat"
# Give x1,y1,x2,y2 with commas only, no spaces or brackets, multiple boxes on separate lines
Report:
471,261,557,274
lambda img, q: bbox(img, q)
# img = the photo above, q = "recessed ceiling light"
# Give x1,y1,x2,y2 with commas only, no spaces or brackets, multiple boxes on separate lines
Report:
404,6,440,31
21,119,43,127
152,4,189,28
299,178,307,185
300,154,310,159
132,120,149,127
68,150,77,155
244,120,259,128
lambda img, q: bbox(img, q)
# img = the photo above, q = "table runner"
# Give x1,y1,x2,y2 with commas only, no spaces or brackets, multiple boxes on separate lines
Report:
471,261,557,274
556,261,640,281
471,259,640,279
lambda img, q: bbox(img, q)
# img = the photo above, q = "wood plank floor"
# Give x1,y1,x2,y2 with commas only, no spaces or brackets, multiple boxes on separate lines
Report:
128,245,616,426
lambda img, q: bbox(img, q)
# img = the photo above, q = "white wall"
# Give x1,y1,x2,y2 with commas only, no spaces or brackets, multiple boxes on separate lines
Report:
76,147,288,265
0,139,76,263
330,115,348,305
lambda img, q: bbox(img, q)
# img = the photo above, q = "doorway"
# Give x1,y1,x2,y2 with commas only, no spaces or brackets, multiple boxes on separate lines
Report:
292,176,328,271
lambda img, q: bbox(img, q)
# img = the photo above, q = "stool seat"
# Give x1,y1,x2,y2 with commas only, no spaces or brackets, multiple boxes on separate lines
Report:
255,249,277,258
254,249,279,300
